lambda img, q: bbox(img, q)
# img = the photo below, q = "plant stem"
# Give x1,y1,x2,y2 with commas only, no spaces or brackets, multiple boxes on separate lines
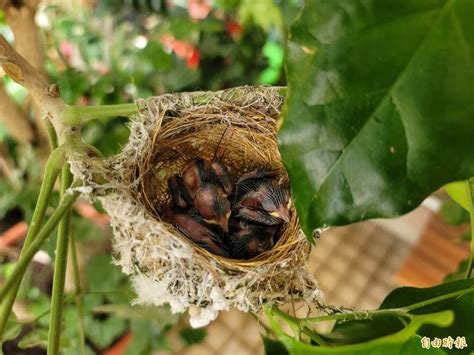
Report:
0,183,80,300
0,147,65,340
280,287,474,326
45,119,58,150
63,103,139,125
301,326,329,346
47,165,73,355
465,177,474,279
298,308,413,325
70,231,87,355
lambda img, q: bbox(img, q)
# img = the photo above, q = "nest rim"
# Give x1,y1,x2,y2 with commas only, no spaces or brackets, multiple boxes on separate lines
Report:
132,86,309,270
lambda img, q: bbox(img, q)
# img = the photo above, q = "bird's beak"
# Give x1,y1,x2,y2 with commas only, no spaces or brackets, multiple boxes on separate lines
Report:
269,207,291,223
219,217,229,233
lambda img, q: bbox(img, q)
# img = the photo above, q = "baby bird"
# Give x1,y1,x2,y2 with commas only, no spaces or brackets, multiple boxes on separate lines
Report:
183,158,233,197
194,183,231,232
228,220,278,259
163,206,229,257
234,169,291,225
168,175,192,209
232,206,282,226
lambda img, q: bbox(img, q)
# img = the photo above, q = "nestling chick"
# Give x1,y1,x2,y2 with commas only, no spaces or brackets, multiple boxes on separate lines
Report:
209,161,233,195
234,169,291,224
183,158,233,197
232,206,282,226
194,183,231,232
183,158,209,197
168,175,192,209
228,221,278,259
164,206,229,257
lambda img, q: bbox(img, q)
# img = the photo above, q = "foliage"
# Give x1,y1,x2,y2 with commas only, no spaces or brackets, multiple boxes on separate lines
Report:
280,0,474,238
1,1,297,353
1,0,473,353
266,280,474,354
261,1,474,353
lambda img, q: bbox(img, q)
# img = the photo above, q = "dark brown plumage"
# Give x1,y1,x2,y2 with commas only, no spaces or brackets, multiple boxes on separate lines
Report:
166,161,289,259
168,175,192,209
234,169,291,225
164,206,229,257
228,220,278,259
194,184,231,232
183,158,233,197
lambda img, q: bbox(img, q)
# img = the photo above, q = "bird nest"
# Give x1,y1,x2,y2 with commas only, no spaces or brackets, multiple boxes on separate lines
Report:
70,85,322,327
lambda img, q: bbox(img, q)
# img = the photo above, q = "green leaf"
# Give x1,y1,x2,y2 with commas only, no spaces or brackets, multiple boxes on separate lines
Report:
262,335,289,355
125,320,152,355
324,280,474,347
380,279,474,310
238,0,284,34
439,199,470,225
18,329,49,349
92,304,179,323
280,312,451,354
3,317,22,342
85,255,125,293
18,328,70,350
85,315,127,350
444,259,472,282
321,315,406,346
280,0,474,236
380,279,474,354
179,327,207,346
444,181,471,212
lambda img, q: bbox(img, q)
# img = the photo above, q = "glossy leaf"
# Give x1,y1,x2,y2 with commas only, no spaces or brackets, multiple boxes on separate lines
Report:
279,311,451,354
444,181,471,212
262,335,289,355
280,0,474,236
326,280,474,349
444,259,471,282
179,327,207,346
380,279,474,354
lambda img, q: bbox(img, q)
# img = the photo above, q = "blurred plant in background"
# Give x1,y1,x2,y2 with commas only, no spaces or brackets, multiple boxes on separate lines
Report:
0,0,301,353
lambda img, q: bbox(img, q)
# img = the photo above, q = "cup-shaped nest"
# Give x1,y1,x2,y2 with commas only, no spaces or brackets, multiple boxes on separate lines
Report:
71,86,321,327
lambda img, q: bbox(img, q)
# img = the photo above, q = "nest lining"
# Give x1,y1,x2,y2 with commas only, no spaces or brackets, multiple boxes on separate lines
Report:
70,86,322,327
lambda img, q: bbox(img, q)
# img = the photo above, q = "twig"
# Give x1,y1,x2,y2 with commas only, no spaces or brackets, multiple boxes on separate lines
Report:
48,165,73,355
70,232,87,355
0,181,80,300
0,147,64,338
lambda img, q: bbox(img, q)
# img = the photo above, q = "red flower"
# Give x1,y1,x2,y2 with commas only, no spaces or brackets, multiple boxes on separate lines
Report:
187,48,201,70
160,34,200,70
225,21,243,40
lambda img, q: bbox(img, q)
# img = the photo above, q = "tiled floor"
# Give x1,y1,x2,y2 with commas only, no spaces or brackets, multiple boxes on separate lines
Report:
173,207,428,355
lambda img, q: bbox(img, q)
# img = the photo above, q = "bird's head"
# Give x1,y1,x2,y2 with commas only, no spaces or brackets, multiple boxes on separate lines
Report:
195,184,231,232
261,184,291,223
